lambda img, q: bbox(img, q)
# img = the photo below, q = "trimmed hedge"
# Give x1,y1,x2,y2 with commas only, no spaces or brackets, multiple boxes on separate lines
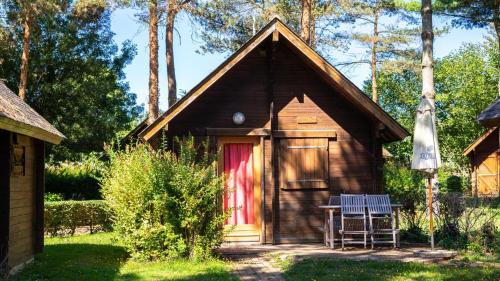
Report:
46,166,101,200
45,200,112,236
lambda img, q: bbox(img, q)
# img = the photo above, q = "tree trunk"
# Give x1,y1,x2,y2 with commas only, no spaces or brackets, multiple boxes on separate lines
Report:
493,0,500,96
371,11,379,103
421,0,435,100
300,0,312,45
18,13,31,101
310,11,316,48
148,0,159,125
166,1,177,108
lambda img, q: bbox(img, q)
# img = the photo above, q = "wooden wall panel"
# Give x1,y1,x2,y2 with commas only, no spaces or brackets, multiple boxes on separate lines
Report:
471,129,500,197
9,134,35,268
160,38,384,243
169,47,270,136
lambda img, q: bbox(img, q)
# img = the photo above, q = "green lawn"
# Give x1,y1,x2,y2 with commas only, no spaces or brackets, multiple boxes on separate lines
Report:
7,232,500,281
281,258,500,281
8,233,237,281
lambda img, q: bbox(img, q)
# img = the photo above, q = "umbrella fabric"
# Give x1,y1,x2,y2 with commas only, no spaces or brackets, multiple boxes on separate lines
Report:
477,97,500,128
411,97,441,173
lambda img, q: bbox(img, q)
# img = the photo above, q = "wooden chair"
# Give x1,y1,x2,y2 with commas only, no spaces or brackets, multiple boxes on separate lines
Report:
324,196,341,248
339,194,368,250
366,194,399,249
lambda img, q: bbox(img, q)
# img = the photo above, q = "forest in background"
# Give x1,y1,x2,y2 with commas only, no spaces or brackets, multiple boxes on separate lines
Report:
0,0,498,185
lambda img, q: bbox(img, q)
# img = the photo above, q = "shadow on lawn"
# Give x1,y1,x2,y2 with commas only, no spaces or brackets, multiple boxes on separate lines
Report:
7,242,236,281
7,243,127,281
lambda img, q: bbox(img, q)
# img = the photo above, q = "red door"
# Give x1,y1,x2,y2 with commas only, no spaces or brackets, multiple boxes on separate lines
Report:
223,143,254,225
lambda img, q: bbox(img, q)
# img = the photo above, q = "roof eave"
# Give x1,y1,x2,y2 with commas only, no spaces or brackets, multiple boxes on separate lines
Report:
139,18,409,142
0,117,65,144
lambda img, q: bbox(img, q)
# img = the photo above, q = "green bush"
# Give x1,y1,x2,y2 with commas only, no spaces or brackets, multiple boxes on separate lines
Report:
46,153,105,200
44,192,64,202
44,200,112,236
101,137,227,261
384,160,426,234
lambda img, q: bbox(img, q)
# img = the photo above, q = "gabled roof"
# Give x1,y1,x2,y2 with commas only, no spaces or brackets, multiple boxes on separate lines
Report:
478,97,500,127
0,81,64,144
463,127,497,156
139,18,409,142
123,118,148,142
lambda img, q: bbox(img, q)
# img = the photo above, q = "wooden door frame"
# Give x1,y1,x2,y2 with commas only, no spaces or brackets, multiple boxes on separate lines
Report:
217,136,263,241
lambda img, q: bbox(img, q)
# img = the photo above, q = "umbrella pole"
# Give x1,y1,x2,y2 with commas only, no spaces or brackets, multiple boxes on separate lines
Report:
428,176,434,251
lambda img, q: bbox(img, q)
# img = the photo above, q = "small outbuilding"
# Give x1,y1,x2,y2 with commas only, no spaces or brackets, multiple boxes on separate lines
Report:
135,19,409,243
464,128,500,197
0,81,64,274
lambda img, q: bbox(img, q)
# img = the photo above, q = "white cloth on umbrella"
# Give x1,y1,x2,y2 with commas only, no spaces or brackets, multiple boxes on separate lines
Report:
411,97,441,173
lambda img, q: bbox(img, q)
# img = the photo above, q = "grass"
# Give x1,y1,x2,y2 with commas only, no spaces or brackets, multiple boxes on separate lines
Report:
281,258,500,281
7,232,500,281
7,233,237,281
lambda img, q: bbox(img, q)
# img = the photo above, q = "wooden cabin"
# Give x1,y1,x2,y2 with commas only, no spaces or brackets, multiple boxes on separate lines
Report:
136,19,409,244
464,128,500,197
0,82,64,274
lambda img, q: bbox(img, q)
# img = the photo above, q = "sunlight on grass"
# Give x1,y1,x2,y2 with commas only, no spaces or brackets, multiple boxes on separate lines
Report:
281,258,500,281
9,233,237,281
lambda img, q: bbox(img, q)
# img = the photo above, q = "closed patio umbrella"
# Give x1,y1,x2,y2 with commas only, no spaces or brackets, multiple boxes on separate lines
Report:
411,96,441,250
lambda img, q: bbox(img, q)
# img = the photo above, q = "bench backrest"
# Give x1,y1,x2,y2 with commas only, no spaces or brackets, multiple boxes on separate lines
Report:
366,194,392,215
340,194,365,215
328,195,341,205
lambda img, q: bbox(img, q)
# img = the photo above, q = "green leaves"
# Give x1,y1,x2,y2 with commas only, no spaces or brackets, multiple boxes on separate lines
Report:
101,138,227,260
0,0,142,161
372,41,498,173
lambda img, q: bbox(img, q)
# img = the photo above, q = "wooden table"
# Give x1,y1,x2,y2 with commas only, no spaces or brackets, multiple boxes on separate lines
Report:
318,204,402,249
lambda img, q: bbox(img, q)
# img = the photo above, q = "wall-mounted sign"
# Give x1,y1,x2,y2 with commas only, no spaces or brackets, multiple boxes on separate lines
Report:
11,145,25,176
297,116,317,124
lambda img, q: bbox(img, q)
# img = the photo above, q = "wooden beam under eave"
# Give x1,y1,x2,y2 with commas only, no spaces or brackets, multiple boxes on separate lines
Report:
272,29,279,42
272,130,336,138
206,128,271,136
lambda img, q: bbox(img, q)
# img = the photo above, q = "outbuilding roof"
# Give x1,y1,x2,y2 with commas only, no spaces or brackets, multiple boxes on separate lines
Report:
0,81,64,144
463,128,497,156
478,97,500,127
138,18,409,142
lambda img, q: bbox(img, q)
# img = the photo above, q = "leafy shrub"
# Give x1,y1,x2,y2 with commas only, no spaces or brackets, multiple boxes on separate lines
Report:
101,137,227,260
444,175,465,192
384,160,426,234
45,200,112,236
44,192,64,202
46,153,105,200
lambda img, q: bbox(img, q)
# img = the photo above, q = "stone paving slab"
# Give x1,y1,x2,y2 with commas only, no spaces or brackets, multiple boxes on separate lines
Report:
220,244,458,280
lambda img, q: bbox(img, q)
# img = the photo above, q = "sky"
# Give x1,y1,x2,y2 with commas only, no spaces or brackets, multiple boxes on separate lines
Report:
110,8,489,112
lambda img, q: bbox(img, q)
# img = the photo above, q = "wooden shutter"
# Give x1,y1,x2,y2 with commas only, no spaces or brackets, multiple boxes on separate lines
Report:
279,138,328,189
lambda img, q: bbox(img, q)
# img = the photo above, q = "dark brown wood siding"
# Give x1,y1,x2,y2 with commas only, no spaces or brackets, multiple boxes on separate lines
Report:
0,130,11,273
159,38,384,243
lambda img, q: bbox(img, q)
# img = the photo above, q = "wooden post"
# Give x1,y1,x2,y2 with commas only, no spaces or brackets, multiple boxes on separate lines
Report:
260,136,266,244
33,139,45,254
428,176,434,250
0,130,11,272
268,32,279,244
